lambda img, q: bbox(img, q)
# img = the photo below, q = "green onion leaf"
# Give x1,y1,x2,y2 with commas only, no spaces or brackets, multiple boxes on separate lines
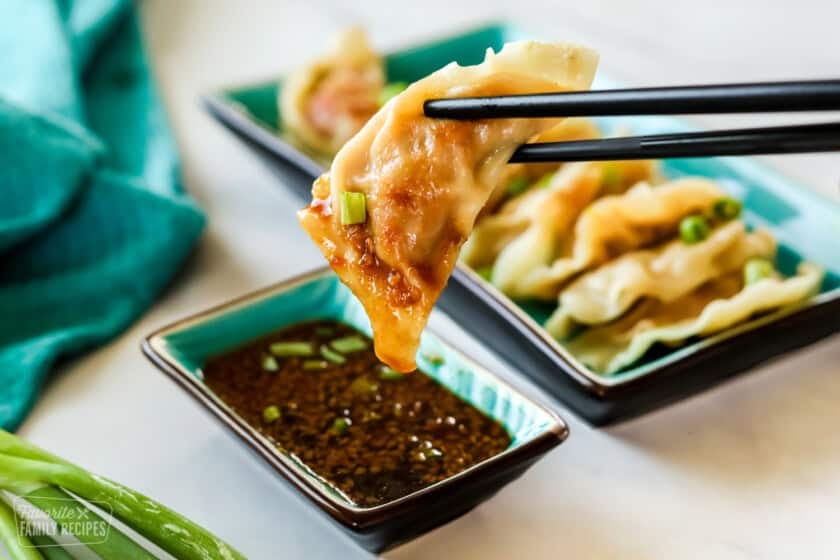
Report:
329,417,351,435
679,214,710,244
262,355,279,372
269,341,314,357
303,360,328,371
505,176,530,198
330,335,368,354
744,258,775,285
320,345,347,364
340,191,367,225
379,366,404,381
0,430,246,560
378,81,409,106
712,197,742,221
315,326,334,337
262,405,282,423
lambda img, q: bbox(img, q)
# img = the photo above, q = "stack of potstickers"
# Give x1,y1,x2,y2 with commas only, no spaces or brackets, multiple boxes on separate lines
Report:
462,122,823,375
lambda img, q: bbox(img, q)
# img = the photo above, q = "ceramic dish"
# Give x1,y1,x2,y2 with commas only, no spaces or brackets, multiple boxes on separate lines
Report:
203,23,840,425
142,267,567,552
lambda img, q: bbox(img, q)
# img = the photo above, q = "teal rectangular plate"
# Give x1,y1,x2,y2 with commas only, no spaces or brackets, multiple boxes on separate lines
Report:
203,22,840,425
142,267,566,552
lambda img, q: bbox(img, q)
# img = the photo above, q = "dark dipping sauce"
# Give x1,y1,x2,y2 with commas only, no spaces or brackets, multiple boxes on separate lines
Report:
203,320,512,507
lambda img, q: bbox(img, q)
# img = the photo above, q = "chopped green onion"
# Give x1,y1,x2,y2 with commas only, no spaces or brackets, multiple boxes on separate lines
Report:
315,326,334,337
378,81,409,106
330,335,369,354
712,197,742,221
269,341,314,357
744,258,775,285
379,366,404,381
262,405,282,423
348,376,379,395
329,417,351,434
262,355,279,372
475,265,493,282
679,214,710,244
422,353,445,366
320,344,347,364
533,172,555,189
505,176,530,197
340,191,367,225
303,360,328,371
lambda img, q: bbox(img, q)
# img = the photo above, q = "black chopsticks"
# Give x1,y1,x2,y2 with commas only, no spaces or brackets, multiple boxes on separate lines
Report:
424,80,840,119
423,80,840,161
509,122,840,163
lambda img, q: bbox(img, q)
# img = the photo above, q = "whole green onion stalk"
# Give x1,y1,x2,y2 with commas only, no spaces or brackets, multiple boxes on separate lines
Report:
0,430,244,560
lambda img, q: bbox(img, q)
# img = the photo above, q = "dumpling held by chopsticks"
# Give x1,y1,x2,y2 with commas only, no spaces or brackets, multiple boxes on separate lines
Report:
298,40,599,371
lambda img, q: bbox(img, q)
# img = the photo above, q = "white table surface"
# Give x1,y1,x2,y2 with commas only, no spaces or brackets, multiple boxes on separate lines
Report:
15,1,840,558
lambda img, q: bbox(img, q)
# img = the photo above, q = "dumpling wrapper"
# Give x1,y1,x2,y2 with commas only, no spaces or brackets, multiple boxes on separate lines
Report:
486,159,658,296
462,155,656,268
281,28,384,157
565,262,824,374
493,178,726,300
298,41,599,371
545,220,776,338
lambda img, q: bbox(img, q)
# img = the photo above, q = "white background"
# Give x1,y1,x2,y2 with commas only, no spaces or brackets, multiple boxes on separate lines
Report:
15,1,840,559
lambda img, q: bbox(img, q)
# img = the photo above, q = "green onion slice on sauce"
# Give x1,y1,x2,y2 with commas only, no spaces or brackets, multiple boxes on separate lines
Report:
379,366,404,381
261,355,279,372
320,345,346,364
262,405,282,423
330,335,369,354
269,341,314,357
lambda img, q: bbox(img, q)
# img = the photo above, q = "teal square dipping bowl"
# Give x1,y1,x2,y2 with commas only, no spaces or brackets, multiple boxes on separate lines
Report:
142,268,567,552
203,22,840,425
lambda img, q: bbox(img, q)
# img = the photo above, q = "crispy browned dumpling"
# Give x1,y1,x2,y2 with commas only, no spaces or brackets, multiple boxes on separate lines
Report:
299,41,599,370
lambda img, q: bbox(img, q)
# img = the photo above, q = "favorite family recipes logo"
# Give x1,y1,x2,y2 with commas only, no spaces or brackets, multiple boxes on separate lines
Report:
10,494,111,548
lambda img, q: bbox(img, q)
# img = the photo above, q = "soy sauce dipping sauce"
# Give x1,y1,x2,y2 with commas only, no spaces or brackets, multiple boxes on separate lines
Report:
203,320,512,507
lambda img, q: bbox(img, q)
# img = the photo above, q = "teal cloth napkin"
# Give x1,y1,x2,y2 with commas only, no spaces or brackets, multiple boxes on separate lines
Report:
0,1,205,429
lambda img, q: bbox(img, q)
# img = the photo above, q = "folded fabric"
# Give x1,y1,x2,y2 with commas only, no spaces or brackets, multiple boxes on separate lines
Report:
0,0,205,430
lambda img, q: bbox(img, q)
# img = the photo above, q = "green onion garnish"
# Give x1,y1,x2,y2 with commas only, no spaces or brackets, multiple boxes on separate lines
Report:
505,176,530,198
329,417,351,434
475,265,493,282
330,335,369,354
262,405,282,424
744,258,775,285
679,214,710,244
261,355,279,372
348,376,379,395
315,326,334,337
340,191,367,225
320,345,347,364
378,81,409,106
712,197,742,221
533,172,555,189
379,366,404,381
303,360,328,371
269,341,314,357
